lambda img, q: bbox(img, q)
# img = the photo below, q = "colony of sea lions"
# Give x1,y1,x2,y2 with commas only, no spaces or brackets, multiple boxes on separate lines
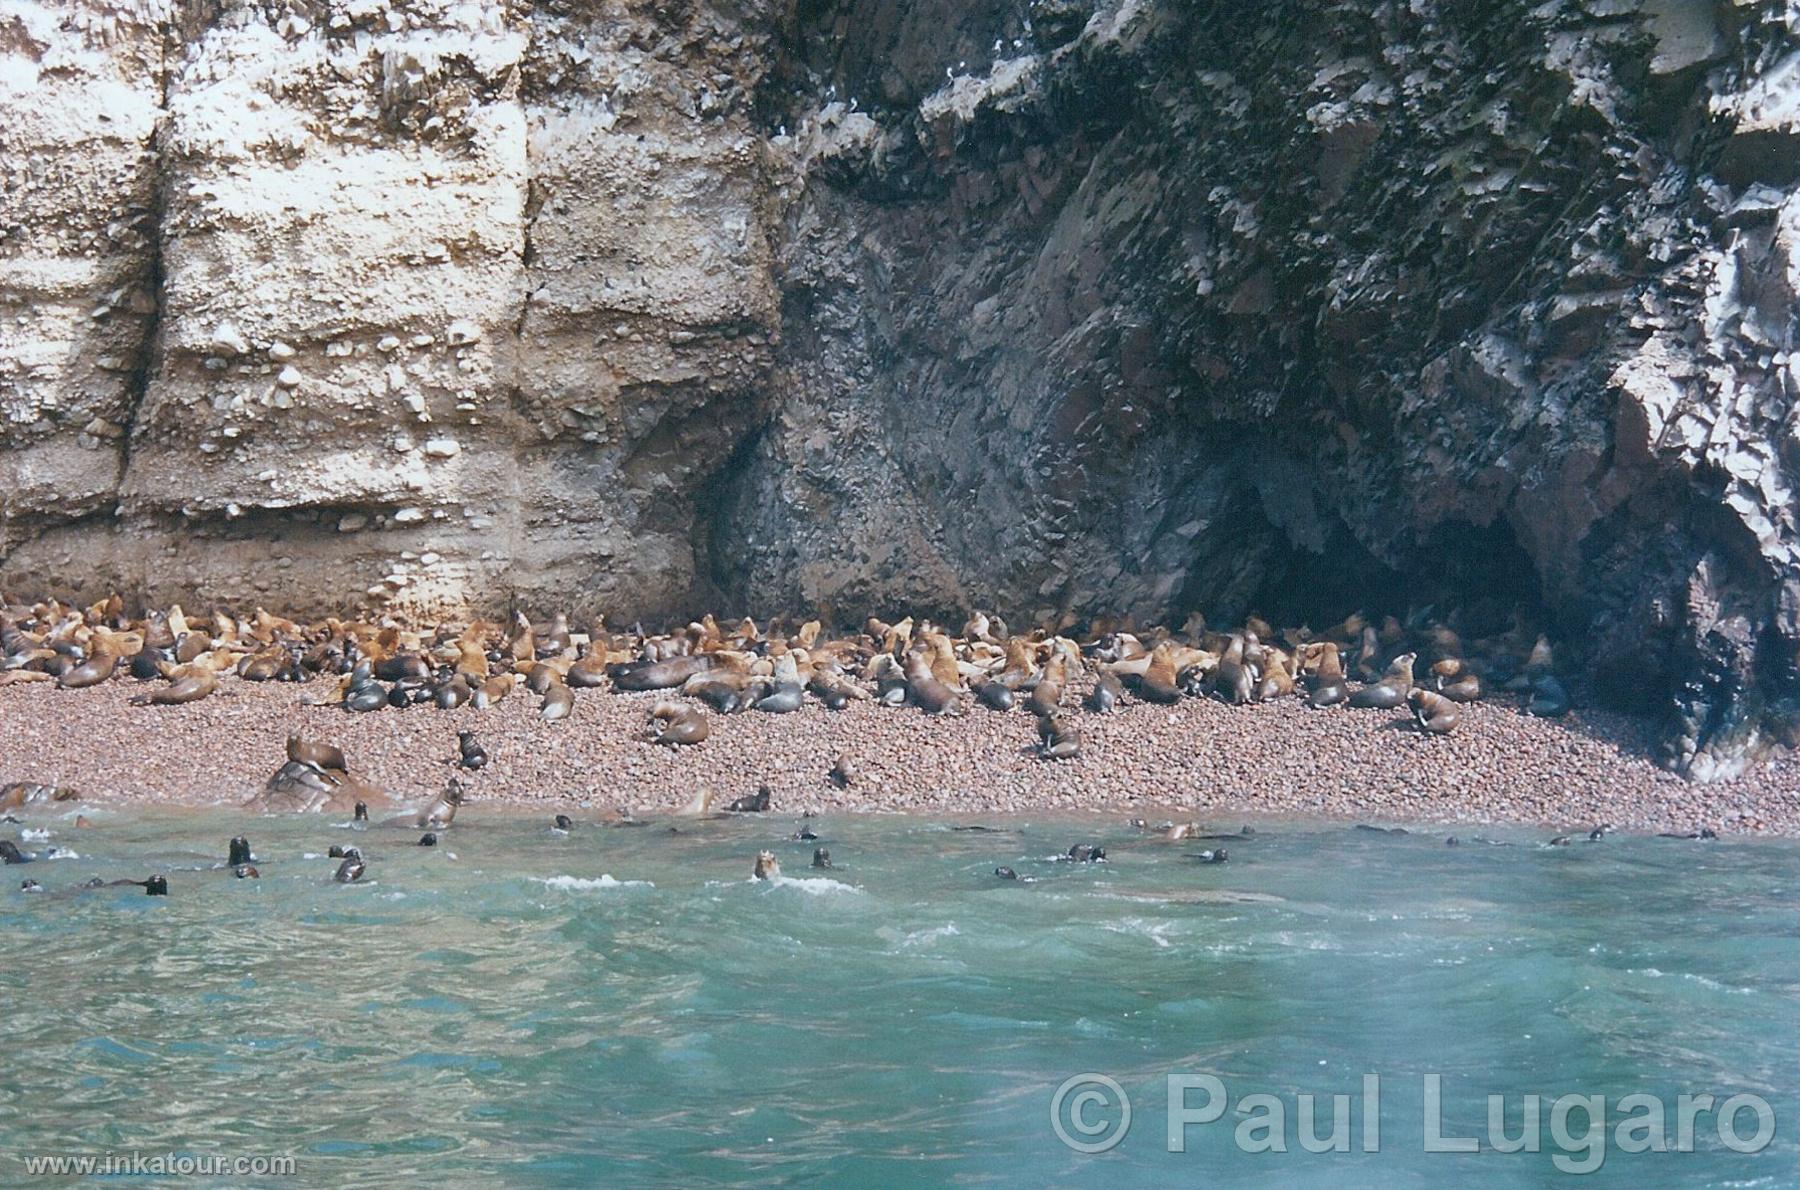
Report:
2,596,1580,769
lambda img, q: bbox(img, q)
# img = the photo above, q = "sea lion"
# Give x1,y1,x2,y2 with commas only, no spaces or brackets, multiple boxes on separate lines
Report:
753,850,780,880
0,841,32,864
994,866,1019,880
19,878,40,892
1037,711,1081,760
811,847,833,869
829,755,855,788
0,782,78,810
539,680,574,722
1657,827,1719,839
1527,674,1570,717
1431,658,1484,703
1066,843,1105,863
647,702,708,747
973,677,1015,711
130,669,218,706
138,875,168,896
792,824,819,841
903,650,960,713
1188,849,1228,864
1304,642,1348,707
288,735,347,775
755,681,803,713
457,731,489,771
1408,688,1461,735
553,814,574,832
1212,637,1252,705
1028,653,1070,717
1347,652,1415,710
334,851,366,882
1137,642,1184,704
386,781,463,830
1086,669,1124,713
227,836,254,867
234,864,259,878
354,801,369,822
610,654,716,692
418,832,438,847
725,784,772,813
57,647,118,690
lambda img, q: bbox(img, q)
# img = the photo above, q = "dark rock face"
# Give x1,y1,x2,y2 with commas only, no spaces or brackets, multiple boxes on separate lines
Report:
1,0,1797,778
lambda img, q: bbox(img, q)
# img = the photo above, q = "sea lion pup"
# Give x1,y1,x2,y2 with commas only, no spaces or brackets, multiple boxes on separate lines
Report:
1137,642,1183,704
1036,711,1081,760
539,679,574,722
1527,674,1570,717
1431,658,1484,703
227,836,254,867
456,731,490,771
829,755,855,788
609,653,715,691
811,847,833,869
1354,625,1383,681
753,850,781,880
288,735,348,775
129,667,219,706
725,784,772,813
1347,652,1415,710
648,701,709,747
1408,688,1461,735
903,649,961,714
334,849,366,883
1086,669,1124,713
686,671,756,713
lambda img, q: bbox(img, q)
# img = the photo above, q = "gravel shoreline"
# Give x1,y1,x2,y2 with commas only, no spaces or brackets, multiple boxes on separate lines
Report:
2,677,1796,835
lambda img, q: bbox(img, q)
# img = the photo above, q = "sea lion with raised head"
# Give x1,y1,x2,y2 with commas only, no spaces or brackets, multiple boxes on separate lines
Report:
0,782,78,811
384,780,464,831
334,850,365,883
1066,843,1105,863
903,650,960,714
725,784,772,813
811,847,833,869
1086,669,1124,713
753,850,780,880
1037,711,1081,760
457,731,489,771
130,668,218,706
1347,652,1415,710
1408,688,1461,734
227,836,254,867
829,755,855,788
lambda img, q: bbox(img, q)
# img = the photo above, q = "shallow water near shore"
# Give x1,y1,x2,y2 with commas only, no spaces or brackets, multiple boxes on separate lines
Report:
0,809,1794,1187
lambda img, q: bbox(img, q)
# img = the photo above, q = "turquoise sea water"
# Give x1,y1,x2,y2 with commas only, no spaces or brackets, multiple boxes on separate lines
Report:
0,809,1794,1187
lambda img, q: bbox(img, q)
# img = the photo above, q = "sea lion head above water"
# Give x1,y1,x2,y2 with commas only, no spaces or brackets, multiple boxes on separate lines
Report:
227,836,253,867
753,850,780,881
811,847,832,869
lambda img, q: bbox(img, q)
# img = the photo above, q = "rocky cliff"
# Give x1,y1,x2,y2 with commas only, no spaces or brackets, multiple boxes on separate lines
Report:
2,0,1798,778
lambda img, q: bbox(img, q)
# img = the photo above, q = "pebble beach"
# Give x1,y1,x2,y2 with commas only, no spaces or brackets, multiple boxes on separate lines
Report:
4,675,1796,836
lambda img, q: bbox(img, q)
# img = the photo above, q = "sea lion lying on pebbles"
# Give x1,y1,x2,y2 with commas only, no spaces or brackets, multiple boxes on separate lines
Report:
647,702,708,747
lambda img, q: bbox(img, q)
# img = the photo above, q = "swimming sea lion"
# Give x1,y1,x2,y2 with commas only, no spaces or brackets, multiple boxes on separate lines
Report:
354,801,369,822
1188,849,1228,863
19,878,40,892
811,847,833,869
334,851,366,882
419,832,438,847
553,814,573,832
234,864,259,878
227,836,254,867
1657,827,1719,839
0,840,32,864
792,824,818,841
1066,843,1105,863
1408,688,1461,734
0,782,78,810
386,780,463,830
994,866,1018,880
138,875,169,896
753,850,780,880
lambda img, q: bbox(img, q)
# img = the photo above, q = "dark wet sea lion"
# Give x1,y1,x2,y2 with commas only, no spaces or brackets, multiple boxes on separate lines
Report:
791,824,818,841
1067,843,1105,863
1445,836,1460,847
1354,825,1409,835
755,682,803,713
994,866,1018,880
974,678,1015,711
354,801,369,822
1657,827,1719,839
434,674,473,710
228,836,253,867
1193,826,1255,841
457,731,489,771
328,844,349,858
610,654,716,692
753,850,780,880
334,852,365,882
128,649,165,681
812,847,833,869
1086,669,1124,713
1188,849,1228,863
0,840,33,864
19,878,40,892
726,784,772,813
140,875,168,896
418,832,438,847
234,864,259,878
1527,674,1570,717
553,814,573,832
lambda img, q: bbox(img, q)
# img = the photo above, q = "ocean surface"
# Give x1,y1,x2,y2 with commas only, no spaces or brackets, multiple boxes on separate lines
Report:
0,808,1794,1188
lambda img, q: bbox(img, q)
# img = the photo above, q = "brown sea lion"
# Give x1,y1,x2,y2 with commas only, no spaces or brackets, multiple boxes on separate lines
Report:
1348,652,1415,710
1037,711,1081,760
1139,642,1183,704
1408,688,1461,734
753,850,781,881
130,669,218,706
903,650,960,714
539,680,574,722
384,780,464,830
648,702,709,747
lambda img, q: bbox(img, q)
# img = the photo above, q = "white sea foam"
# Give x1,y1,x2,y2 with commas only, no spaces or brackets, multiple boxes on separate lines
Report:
20,828,50,841
536,874,654,891
767,875,860,895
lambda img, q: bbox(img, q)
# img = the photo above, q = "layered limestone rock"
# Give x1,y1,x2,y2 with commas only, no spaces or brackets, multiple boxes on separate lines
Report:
0,0,1796,778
